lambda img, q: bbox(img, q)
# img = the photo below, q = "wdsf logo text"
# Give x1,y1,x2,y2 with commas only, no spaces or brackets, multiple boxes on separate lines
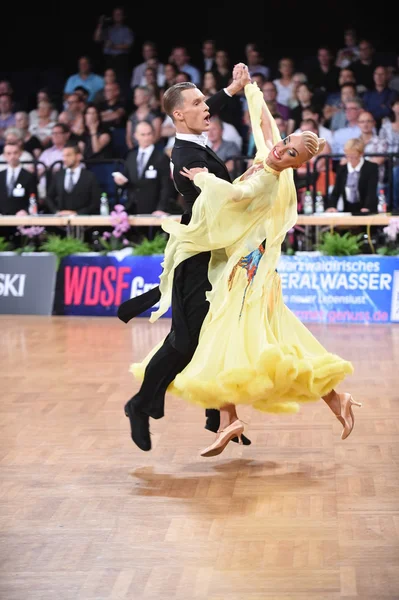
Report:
0,274,26,297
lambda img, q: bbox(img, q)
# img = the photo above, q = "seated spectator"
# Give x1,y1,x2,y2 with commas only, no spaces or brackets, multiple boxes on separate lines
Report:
247,48,270,81
0,94,16,144
357,111,387,186
261,81,291,122
328,83,357,131
293,105,333,147
197,39,217,77
112,121,173,216
362,66,398,128
335,28,360,68
331,98,363,155
141,66,163,113
175,72,191,84
0,142,37,216
58,93,85,138
327,138,378,214
64,56,104,102
78,104,112,160
275,114,288,139
29,88,58,126
45,141,101,215
28,100,56,149
379,98,399,212
214,50,232,89
93,69,120,105
130,41,165,90
289,82,318,131
207,116,241,176
306,46,340,105
169,46,201,86
273,57,296,107
162,63,178,92
325,68,358,108
287,72,308,109
125,86,162,150
98,81,126,128
202,71,219,99
0,81,22,112
72,86,90,105
36,123,71,199
0,128,35,173
295,118,334,200
348,39,379,93
14,112,42,159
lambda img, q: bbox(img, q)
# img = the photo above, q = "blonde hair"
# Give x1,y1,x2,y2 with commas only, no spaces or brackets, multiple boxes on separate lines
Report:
300,130,326,158
344,137,364,154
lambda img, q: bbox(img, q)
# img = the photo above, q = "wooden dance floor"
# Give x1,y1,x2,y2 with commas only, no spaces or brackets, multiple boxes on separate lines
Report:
1,315,398,599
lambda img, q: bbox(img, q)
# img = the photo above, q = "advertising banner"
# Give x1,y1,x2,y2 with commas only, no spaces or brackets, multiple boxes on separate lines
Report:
60,253,399,324
0,252,57,315
61,254,170,318
278,254,399,324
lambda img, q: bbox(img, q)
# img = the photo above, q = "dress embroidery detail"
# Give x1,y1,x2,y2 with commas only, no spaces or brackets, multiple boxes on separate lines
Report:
228,244,265,318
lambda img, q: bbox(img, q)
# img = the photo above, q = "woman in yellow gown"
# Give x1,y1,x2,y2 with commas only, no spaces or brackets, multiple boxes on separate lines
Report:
131,81,360,456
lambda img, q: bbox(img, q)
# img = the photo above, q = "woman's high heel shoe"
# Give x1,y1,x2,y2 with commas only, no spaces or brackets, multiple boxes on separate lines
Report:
200,419,245,457
332,393,362,440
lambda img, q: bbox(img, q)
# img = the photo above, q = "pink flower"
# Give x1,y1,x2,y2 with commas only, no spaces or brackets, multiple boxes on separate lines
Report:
123,238,130,246
383,219,399,241
113,204,125,213
102,231,111,239
17,226,45,238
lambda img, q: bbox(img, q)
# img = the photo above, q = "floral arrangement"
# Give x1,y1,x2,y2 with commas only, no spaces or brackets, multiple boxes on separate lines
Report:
378,218,399,256
99,204,131,252
16,225,46,253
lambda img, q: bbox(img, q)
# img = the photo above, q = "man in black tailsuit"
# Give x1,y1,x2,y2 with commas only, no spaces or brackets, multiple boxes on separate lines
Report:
119,64,252,451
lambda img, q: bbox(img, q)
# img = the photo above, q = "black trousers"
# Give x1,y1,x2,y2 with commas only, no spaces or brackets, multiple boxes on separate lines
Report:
131,251,219,427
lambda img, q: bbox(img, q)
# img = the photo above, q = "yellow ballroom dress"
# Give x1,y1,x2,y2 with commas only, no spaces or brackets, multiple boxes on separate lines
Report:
131,82,354,414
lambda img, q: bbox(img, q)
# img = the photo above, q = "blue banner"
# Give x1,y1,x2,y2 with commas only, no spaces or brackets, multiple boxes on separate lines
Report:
60,253,399,324
278,254,399,324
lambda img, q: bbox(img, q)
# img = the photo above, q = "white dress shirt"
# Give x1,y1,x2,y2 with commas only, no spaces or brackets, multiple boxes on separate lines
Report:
64,166,82,191
175,133,208,147
347,157,364,175
6,165,22,189
137,144,155,174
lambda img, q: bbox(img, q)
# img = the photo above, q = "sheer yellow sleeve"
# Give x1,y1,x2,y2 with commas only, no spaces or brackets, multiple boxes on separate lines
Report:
193,170,272,204
244,82,281,163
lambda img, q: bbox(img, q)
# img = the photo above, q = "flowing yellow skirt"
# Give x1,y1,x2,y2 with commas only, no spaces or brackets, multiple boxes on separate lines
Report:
131,267,353,415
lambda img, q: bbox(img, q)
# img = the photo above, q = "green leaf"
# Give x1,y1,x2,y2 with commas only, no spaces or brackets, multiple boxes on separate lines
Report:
316,231,363,256
39,235,91,269
132,233,168,256
0,236,11,251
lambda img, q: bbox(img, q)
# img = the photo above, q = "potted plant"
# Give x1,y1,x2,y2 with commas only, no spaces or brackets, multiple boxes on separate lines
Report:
16,225,46,254
0,236,12,254
98,204,132,256
316,231,363,256
40,234,91,269
132,232,168,255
